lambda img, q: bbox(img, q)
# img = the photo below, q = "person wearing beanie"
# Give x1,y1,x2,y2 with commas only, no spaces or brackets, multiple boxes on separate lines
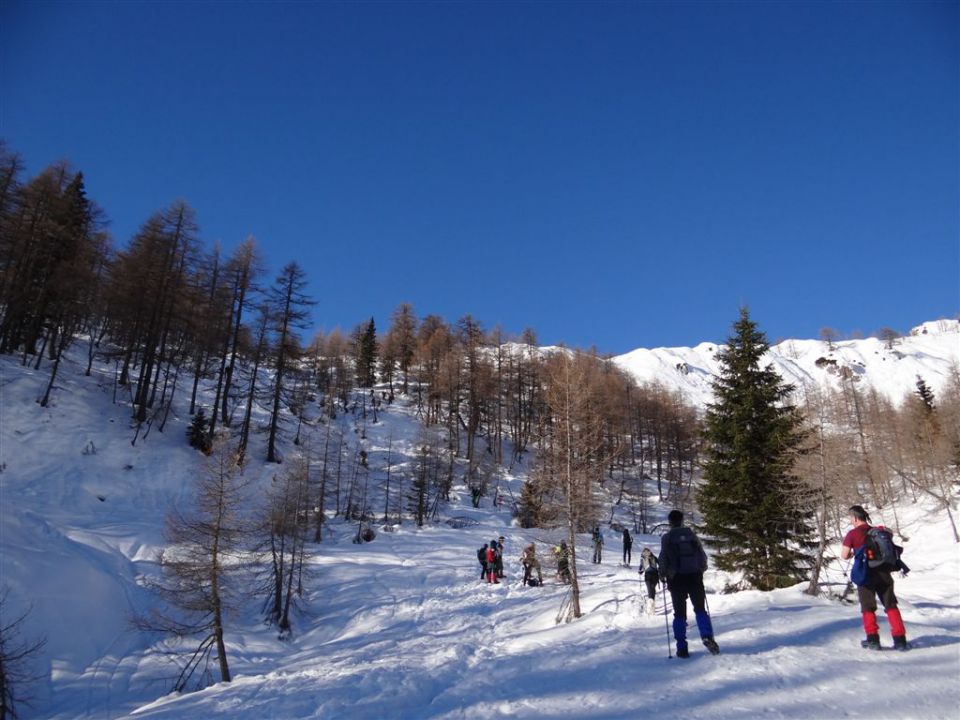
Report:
840,504,908,651
658,510,719,658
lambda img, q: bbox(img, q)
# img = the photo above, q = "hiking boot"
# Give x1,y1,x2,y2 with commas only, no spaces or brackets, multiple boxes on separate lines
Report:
860,634,881,650
676,642,689,658
703,637,720,655
892,636,909,651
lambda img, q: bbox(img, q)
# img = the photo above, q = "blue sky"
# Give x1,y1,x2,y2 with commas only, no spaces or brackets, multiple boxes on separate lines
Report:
2,1,957,353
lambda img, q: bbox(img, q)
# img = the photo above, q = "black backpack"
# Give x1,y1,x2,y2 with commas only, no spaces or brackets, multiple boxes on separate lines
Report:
865,526,901,570
477,546,486,564
668,527,704,575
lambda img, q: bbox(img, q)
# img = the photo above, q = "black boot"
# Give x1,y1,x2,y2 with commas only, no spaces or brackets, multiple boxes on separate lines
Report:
860,633,881,650
892,636,909,651
703,637,720,655
676,641,689,658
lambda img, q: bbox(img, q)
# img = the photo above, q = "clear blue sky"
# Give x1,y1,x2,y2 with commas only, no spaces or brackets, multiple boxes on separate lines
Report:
2,0,957,353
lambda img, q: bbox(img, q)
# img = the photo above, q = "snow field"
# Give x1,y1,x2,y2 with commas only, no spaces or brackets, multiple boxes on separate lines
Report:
1,323,958,719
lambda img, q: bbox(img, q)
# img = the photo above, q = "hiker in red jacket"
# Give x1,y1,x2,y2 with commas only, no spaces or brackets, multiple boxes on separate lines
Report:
486,540,500,584
840,504,908,651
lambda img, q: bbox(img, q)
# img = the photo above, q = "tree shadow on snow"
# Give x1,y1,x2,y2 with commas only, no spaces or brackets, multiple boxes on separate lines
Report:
905,634,960,650
911,601,960,611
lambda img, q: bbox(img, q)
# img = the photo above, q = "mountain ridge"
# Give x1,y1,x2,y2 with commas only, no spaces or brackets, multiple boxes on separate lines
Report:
612,318,959,408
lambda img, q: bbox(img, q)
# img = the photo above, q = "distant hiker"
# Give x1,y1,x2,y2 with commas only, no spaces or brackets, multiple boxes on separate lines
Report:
478,543,489,581
659,510,719,658
592,526,604,564
486,540,500,584
622,528,633,565
554,541,571,584
520,543,543,586
639,547,660,615
496,536,506,578
841,504,908,651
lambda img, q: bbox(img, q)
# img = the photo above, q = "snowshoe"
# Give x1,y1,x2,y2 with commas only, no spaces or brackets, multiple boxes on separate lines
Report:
861,634,881,650
893,636,909,652
703,637,720,655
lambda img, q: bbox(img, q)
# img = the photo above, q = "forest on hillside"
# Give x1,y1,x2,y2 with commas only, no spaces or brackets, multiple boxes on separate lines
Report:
1,138,958,572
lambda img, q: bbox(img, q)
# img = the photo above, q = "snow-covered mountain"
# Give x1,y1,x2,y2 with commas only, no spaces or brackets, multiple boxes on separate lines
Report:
613,318,959,407
0,321,958,720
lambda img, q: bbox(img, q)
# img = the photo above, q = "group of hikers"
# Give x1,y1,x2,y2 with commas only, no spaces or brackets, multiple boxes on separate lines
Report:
478,536,506,583
478,536,562,587
475,504,909,657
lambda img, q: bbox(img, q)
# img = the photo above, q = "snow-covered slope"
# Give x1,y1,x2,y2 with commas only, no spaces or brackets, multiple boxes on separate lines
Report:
1,323,958,720
613,319,959,407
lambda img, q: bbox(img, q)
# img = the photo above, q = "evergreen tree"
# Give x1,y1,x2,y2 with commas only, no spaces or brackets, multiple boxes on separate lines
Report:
355,317,378,388
697,308,815,591
915,375,936,413
187,409,213,453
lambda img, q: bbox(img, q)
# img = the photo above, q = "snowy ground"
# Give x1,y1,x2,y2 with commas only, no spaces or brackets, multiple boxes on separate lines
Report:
129,509,960,720
1,329,959,720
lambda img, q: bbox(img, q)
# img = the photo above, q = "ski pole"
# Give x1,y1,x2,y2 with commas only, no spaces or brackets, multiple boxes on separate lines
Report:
661,576,672,659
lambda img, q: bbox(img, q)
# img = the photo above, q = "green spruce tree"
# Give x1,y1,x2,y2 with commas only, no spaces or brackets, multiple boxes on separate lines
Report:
187,408,213,454
697,308,815,591
356,318,378,388
915,375,936,413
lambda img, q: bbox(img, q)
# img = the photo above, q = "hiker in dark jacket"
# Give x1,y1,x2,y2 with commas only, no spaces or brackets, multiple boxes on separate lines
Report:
622,528,633,565
496,535,506,579
840,504,908,651
478,543,489,581
658,510,719,658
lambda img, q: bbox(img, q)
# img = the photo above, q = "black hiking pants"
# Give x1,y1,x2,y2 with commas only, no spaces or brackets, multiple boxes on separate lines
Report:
668,573,707,621
644,571,659,600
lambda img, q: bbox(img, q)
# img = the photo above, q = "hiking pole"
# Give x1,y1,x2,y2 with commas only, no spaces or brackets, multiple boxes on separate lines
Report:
661,576,672,659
